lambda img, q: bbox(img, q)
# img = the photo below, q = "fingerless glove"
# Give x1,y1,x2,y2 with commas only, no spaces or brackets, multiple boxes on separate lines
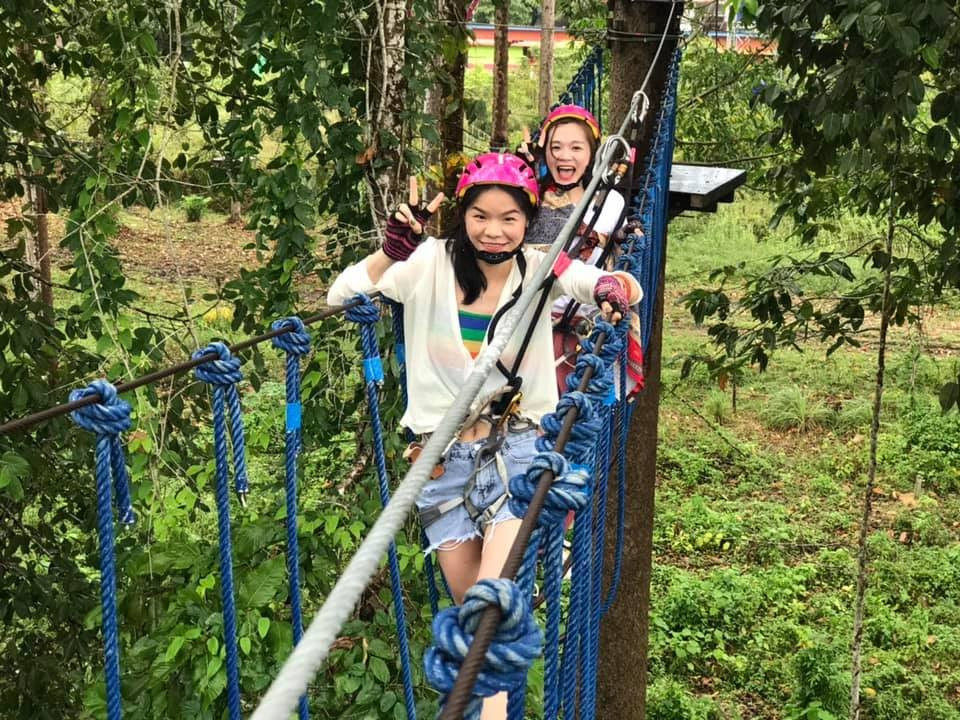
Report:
593,275,628,316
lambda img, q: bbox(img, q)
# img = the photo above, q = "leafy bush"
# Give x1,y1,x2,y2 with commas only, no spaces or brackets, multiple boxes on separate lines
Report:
181,195,210,222
705,389,730,425
764,386,833,432
784,641,848,720
646,677,724,720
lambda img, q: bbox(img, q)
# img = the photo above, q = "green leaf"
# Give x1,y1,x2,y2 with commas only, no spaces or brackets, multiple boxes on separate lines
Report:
369,656,390,684
207,637,219,655
257,617,270,639
165,636,186,662
240,636,251,655
931,93,953,122
0,452,30,491
379,690,397,712
927,125,952,161
238,555,286,608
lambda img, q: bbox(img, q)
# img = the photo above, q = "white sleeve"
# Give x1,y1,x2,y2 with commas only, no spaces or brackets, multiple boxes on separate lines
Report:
325,236,442,306
591,191,626,236
552,259,643,305
326,261,377,306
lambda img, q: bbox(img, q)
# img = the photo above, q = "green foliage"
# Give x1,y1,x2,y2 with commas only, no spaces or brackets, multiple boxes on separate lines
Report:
646,677,724,720
704,389,730,425
764,385,833,432
675,38,779,181
784,641,848,720
180,195,210,223
685,1,960,407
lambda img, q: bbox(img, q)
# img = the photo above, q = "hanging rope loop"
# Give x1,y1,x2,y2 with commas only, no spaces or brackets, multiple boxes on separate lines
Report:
508,451,591,526
193,341,243,386
345,294,385,385
537,391,601,460
343,293,380,325
192,341,249,501
69,379,136,525
425,578,543,720
271,316,312,356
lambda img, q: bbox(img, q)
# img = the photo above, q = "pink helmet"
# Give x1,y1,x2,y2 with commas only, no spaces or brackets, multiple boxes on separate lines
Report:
455,152,540,207
538,104,601,146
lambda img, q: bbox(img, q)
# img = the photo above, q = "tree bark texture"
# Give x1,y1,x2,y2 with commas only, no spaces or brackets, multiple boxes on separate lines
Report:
368,0,408,228
24,181,53,312
537,0,555,118
438,0,472,233
491,0,510,149
598,2,682,718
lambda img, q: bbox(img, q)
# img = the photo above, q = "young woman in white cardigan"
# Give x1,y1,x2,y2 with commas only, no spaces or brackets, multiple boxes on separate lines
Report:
327,152,640,717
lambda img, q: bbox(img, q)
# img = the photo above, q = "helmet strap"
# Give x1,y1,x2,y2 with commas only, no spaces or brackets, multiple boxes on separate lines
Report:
476,247,521,265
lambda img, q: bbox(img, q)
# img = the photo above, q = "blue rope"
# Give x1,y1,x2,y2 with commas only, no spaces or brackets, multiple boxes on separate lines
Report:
69,379,136,720
345,295,417,720
425,579,543,720
387,299,444,616
271,317,312,720
192,341,247,720
603,331,630,615
509,452,589,720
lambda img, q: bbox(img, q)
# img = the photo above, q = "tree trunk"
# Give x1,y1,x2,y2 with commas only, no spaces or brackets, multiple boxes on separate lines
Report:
537,0,555,117
438,0,472,232
367,0,408,228
597,2,682,718
228,200,242,225
24,181,52,312
491,0,510,149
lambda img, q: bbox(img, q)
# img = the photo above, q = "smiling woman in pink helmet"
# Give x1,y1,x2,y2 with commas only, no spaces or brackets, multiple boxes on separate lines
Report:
520,104,646,397
328,151,639,718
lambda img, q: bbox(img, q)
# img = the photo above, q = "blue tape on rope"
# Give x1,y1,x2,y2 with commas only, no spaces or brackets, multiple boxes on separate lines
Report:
286,403,302,432
571,462,592,475
363,357,384,383
603,383,616,407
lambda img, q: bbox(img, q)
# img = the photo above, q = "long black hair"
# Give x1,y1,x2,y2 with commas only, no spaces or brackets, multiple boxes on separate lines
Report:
537,117,599,197
447,184,538,305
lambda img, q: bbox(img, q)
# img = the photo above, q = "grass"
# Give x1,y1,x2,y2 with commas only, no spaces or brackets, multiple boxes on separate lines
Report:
652,194,960,719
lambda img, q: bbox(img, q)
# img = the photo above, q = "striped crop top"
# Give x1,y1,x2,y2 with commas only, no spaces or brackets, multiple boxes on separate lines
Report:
458,309,492,359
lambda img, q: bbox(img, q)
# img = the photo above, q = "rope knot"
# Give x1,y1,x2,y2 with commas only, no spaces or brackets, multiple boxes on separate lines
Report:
69,379,132,436
271,316,312,356
69,379,136,525
509,451,590,525
344,293,380,325
537,391,600,463
425,578,543,719
192,342,243,386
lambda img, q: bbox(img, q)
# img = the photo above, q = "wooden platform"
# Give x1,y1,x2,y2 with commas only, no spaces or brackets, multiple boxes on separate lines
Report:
668,164,747,218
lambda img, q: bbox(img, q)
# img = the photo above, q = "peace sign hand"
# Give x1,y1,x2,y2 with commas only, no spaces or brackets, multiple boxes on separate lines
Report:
516,127,540,166
383,177,445,262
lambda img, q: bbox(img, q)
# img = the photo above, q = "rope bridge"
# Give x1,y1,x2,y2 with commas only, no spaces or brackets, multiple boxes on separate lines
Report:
2,47,682,720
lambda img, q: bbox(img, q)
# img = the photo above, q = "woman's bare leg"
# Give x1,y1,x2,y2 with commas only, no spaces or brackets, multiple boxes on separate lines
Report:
478,518,523,720
435,538,483,605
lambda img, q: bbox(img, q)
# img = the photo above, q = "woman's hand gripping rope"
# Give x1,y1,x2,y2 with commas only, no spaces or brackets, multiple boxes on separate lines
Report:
382,176,445,261
593,275,629,325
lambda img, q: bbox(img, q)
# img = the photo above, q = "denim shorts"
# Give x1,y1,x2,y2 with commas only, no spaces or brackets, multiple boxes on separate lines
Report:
416,428,538,553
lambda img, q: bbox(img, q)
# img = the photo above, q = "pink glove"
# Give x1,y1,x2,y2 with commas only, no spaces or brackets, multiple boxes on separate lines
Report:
593,275,628,316
382,206,431,261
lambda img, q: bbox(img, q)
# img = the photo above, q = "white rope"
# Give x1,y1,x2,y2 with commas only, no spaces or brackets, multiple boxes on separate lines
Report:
251,101,639,720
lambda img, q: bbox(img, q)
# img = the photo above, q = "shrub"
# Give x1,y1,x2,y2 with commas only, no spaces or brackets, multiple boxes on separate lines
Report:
765,386,833,432
181,194,210,222
705,389,730,425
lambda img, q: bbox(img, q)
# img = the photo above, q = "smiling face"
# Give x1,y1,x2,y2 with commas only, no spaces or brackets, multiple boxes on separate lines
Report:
545,121,593,186
463,187,528,258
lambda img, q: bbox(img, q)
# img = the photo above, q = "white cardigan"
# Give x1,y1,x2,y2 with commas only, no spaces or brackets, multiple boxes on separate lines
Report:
327,237,641,434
